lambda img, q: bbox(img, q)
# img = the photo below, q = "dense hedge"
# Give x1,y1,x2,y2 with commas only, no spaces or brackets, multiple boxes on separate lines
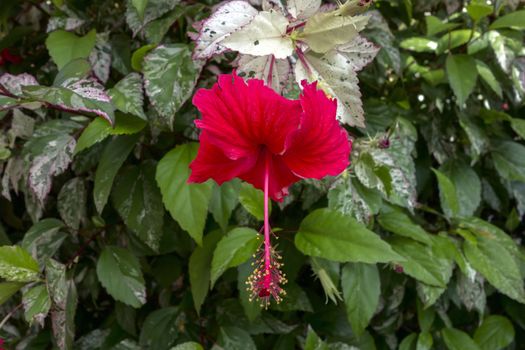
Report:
0,0,525,349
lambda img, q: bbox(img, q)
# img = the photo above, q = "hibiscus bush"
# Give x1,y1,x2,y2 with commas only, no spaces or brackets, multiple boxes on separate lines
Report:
1,0,525,349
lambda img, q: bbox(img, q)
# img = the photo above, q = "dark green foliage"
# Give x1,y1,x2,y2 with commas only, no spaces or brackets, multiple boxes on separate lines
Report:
0,0,524,349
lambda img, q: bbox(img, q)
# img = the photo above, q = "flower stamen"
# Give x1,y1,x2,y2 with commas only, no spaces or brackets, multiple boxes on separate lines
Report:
246,151,287,308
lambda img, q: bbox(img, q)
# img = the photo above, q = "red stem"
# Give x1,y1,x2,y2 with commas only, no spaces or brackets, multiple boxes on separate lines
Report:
286,21,306,34
267,55,275,88
263,151,271,272
295,47,312,76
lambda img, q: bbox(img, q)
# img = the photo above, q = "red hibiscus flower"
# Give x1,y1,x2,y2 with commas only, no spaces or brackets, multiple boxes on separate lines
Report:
0,48,22,66
189,73,351,305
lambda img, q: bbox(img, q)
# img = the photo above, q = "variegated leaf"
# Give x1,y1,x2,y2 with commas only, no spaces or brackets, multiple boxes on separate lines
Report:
109,73,146,120
89,32,112,83
0,73,38,96
222,11,293,59
300,12,369,53
192,1,258,59
328,174,382,223
23,78,115,125
287,0,321,20
125,0,178,36
294,36,377,127
46,17,85,33
236,54,291,93
143,44,202,126
295,50,361,126
335,36,380,71
28,135,76,204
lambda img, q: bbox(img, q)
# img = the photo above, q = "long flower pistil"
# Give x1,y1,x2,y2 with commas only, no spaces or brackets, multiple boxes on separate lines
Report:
246,150,287,308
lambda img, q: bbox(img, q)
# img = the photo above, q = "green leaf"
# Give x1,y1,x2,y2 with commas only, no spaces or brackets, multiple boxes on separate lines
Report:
189,231,222,314
46,29,96,69
144,6,193,44
74,118,112,155
272,283,313,312
377,211,432,245
475,60,503,98
0,245,39,282
417,300,435,332
210,227,259,287
467,2,493,22
425,16,460,36
53,58,91,86
399,37,438,53
94,134,139,213
304,326,329,350
432,168,460,219
511,118,525,139
399,333,418,350
21,218,66,264
0,282,24,305
22,284,51,326
491,140,525,182
464,238,525,303
96,246,146,308
440,159,481,217
459,113,489,162
217,327,257,350
300,12,369,53
58,177,86,230
46,259,77,350
295,209,404,263
156,143,213,245
209,180,240,231
459,217,523,262
438,30,477,54
442,328,481,350
75,114,146,155
108,73,147,120
341,263,380,337
131,44,156,71
139,307,181,350
143,44,202,127
417,332,433,350
112,162,165,251
446,54,478,106
388,237,453,287
170,342,203,350
490,10,525,30
239,182,270,221
131,0,148,20
112,339,142,350
0,96,17,110
417,282,446,309
474,315,515,350
238,261,261,321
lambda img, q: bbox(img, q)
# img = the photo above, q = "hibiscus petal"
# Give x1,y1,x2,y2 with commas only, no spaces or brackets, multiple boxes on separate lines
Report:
283,81,351,179
192,73,301,160
239,150,300,202
189,133,258,185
